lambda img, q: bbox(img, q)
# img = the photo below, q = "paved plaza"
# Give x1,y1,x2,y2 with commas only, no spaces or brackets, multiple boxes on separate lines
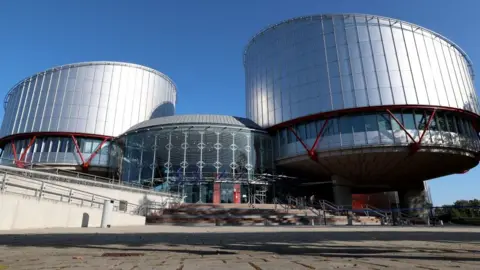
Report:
0,225,479,269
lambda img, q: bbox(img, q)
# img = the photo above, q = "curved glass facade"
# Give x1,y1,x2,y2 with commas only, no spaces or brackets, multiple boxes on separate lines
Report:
0,136,110,166
245,14,479,128
274,109,480,159
112,121,274,203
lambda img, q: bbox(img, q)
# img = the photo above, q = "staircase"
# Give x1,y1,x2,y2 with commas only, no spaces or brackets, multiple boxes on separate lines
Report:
361,204,390,224
147,203,309,226
253,185,268,204
146,200,384,226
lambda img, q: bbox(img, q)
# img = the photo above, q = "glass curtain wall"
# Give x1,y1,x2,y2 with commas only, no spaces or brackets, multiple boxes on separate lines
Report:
0,136,110,166
276,109,480,159
112,126,274,203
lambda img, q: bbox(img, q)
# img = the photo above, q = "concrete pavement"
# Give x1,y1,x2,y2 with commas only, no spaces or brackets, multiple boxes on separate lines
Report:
0,225,479,269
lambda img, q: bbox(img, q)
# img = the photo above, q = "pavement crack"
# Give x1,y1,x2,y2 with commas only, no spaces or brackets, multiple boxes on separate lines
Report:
292,261,315,269
357,260,389,268
416,266,438,270
248,262,262,270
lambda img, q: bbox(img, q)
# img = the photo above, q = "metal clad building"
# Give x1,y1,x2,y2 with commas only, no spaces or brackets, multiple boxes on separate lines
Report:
245,14,479,127
244,14,480,195
0,61,176,172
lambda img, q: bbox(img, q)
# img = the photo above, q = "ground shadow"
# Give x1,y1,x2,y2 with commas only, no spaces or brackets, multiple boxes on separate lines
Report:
1,229,479,262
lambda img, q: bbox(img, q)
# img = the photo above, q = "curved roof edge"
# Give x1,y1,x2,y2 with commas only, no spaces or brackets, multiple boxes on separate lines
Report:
123,114,266,134
243,13,474,77
4,61,176,111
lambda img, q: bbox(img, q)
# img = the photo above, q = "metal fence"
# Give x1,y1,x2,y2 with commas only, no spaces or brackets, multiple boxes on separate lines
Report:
0,163,181,199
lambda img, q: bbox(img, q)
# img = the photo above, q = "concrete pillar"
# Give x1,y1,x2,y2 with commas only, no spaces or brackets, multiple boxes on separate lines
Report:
332,175,352,210
101,200,114,228
397,182,428,218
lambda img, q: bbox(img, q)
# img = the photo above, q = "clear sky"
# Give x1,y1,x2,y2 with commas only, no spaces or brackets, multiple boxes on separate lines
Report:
0,0,478,206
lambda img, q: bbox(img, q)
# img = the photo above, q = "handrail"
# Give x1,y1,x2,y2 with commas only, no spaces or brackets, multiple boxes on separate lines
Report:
273,197,289,212
0,170,141,214
0,164,181,198
0,157,151,190
362,204,388,218
319,199,343,212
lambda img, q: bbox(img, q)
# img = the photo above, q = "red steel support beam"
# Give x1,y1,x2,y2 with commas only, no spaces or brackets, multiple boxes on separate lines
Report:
83,137,109,169
287,119,329,162
18,136,36,165
70,135,86,165
287,127,309,152
386,109,416,143
11,140,19,167
418,109,436,144
269,104,480,131
386,109,436,155
311,119,329,155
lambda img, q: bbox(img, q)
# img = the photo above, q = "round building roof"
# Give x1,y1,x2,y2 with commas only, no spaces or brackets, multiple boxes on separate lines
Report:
4,61,176,110
243,13,474,77
124,114,266,134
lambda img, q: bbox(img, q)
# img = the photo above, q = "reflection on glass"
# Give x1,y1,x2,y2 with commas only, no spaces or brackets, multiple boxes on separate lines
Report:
276,110,479,156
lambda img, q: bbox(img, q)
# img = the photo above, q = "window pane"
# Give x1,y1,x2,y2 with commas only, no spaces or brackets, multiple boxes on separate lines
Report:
378,113,392,131
436,113,448,132
456,116,465,135
391,113,403,131
364,114,378,132
339,116,352,134
287,128,296,143
415,111,426,130
351,115,365,133
51,139,58,153
297,124,307,140
446,114,456,132
306,121,317,139
403,112,415,130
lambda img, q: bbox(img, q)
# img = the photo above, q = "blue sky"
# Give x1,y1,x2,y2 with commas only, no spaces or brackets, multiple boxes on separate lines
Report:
0,0,478,205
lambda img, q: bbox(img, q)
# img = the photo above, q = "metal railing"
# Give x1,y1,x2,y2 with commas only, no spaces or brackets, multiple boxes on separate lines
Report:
0,169,141,215
319,199,343,214
362,204,389,218
273,197,290,212
0,157,158,190
0,164,181,199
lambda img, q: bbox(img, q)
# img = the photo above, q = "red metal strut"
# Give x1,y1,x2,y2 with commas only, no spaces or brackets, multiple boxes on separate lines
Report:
71,135,109,171
386,109,436,155
11,140,19,167
70,135,86,165
83,137,108,169
287,119,329,162
10,136,36,168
